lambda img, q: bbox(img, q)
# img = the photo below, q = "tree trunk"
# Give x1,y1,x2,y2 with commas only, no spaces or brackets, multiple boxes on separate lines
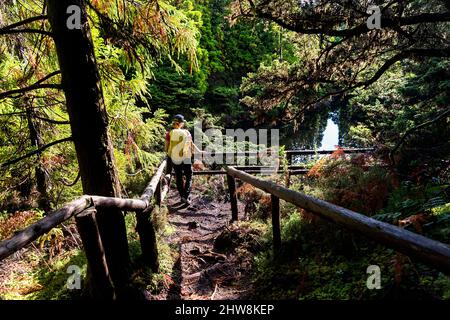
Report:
25,102,51,212
75,208,115,300
47,0,130,298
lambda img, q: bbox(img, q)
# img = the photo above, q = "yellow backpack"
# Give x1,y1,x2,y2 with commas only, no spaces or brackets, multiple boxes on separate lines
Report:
168,129,191,163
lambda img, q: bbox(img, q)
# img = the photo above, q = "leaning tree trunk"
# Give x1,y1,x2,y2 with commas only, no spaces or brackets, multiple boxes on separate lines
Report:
47,0,130,298
25,101,51,213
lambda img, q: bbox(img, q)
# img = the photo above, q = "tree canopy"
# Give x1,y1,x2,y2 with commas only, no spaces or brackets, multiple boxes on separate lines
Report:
233,0,450,123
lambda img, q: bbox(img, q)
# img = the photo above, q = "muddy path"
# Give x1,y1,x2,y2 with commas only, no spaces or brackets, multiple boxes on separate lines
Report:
158,185,256,300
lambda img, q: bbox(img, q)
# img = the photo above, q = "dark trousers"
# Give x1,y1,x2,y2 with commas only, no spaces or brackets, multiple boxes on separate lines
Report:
166,157,173,176
172,162,193,199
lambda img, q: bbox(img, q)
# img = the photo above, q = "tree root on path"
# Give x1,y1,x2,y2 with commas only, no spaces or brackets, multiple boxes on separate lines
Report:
183,262,237,286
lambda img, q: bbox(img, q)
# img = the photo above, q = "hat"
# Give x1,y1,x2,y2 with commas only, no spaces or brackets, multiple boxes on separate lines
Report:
173,114,185,123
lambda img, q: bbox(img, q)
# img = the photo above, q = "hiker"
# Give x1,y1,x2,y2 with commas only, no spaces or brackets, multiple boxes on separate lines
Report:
165,114,204,205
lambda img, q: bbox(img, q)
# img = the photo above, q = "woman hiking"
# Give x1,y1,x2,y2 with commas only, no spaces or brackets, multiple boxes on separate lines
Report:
165,114,204,205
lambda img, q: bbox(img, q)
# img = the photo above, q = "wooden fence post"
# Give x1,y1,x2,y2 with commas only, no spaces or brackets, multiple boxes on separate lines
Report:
287,152,292,165
161,175,171,202
271,195,281,253
75,207,115,299
285,171,291,188
226,173,238,221
136,207,159,272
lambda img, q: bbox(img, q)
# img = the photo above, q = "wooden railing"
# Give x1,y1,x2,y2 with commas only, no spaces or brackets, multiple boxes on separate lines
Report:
225,166,450,274
1,147,391,298
0,149,373,266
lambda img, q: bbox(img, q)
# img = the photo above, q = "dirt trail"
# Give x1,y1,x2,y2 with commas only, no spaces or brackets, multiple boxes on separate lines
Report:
160,186,255,300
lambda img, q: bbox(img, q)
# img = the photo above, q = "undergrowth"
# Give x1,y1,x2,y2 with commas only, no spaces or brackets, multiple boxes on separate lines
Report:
246,150,450,300
0,209,87,300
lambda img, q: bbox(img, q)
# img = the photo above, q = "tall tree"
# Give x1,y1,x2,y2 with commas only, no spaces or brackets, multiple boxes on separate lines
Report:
24,98,51,212
47,0,131,297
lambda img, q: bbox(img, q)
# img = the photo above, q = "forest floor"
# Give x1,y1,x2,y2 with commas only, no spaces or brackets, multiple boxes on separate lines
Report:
151,185,259,300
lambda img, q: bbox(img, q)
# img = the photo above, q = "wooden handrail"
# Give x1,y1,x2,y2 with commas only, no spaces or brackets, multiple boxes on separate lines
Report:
226,166,450,274
0,160,168,262
193,169,309,175
194,148,374,157
0,196,91,260
286,148,374,156
141,159,167,204
0,150,374,262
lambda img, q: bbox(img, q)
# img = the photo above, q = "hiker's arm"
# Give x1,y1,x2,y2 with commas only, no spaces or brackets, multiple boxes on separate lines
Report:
164,131,170,153
191,141,204,154
164,140,169,153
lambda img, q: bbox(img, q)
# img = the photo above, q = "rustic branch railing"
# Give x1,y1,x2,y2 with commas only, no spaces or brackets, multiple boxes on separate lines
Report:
194,168,309,175
0,196,92,260
196,148,374,165
197,148,373,158
0,160,169,266
194,148,374,175
285,148,374,156
225,166,450,274
0,148,379,298
1,149,372,263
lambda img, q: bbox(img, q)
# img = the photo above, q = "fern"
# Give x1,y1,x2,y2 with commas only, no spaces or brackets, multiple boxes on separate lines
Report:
372,212,402,222
423,197,446,210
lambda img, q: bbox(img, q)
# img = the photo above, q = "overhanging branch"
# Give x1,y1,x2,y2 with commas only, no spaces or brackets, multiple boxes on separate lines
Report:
288,48,450,121
0,112,69,124
0,28,53,37
0,137,73,169
254,8,450,38
0,83,62,100
35,116,70,125
0,111,27,117
33,71,61,86
0,71,61,101
390,109,450,164
359,48,450,88
0,15,48,32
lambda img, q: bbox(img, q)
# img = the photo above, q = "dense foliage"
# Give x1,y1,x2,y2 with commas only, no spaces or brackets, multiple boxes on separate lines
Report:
0,0,449,300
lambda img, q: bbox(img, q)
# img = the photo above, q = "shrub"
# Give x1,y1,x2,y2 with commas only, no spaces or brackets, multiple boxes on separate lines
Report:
236,183,271,220
0,210,43,240
304,150,392,215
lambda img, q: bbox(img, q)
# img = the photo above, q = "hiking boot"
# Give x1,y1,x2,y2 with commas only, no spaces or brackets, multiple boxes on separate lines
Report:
181,197,191,206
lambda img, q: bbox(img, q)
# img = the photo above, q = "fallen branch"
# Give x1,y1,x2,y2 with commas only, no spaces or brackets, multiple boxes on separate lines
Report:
184,262,236,285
